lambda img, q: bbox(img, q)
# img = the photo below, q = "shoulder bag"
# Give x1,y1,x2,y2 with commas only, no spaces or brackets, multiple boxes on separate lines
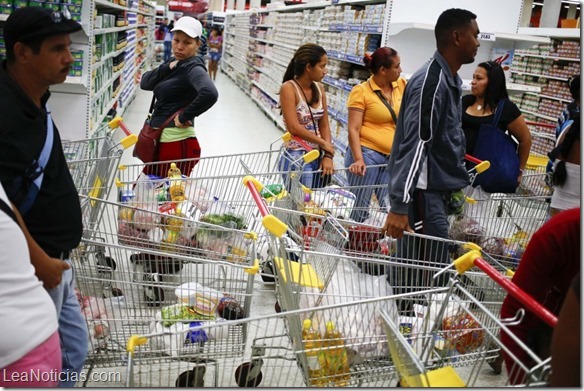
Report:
471,99,520,194
372,87,398,125
5,109,54,215
133,95,185,163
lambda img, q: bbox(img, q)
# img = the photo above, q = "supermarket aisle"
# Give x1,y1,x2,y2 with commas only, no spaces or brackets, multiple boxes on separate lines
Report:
119,68,284,166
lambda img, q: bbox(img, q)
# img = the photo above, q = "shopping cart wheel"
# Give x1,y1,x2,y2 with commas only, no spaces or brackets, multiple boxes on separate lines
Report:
175,365,206,387
274,301,281,313
235,363,262,387
143,274,164,307
97,256,117,271
260,261,275,283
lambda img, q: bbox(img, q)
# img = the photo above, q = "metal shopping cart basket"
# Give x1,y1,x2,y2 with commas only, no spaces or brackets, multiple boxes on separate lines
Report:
241,175,519,386
380,248,555,387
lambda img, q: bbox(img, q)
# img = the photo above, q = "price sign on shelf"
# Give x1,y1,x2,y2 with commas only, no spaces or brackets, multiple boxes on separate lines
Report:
479,32,496,41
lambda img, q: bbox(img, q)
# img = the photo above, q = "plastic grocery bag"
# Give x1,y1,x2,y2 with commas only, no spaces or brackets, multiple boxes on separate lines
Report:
297,250,399,359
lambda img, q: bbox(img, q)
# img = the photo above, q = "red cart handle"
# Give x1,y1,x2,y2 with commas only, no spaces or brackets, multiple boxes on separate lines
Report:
454,252,558,328
242,176,288,238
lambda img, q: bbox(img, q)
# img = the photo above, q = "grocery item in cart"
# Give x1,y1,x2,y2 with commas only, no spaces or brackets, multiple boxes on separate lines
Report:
311,186,356,219
167,163,186,202
442,313,485,354
323,321,351,387
160,303,212,327
174,282,225,317
301,319,326,387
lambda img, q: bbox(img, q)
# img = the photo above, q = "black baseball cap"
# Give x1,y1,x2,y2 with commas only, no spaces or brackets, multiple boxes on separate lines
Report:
4,7,82,50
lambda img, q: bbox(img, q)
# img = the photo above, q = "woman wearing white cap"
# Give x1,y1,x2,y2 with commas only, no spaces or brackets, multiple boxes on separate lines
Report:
140,16,219,178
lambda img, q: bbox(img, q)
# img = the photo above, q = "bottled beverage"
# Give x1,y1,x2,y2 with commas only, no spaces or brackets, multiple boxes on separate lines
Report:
323,321,350,387
167,163,186,202
302,319,325,387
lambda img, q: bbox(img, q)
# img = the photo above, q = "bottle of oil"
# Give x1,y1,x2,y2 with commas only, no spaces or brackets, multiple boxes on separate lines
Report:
302,319,325,387
167,163,185,202
323,321,350,387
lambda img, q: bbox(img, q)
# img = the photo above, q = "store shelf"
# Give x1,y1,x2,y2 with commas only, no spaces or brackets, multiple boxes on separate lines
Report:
322,75,355,93
253,24,274,28
328,106,348,125
328,23,383,34
514,52,580,62
254,37,297,50
253,66,280,84
0,14,8,22
524,91,572,104
518,27,580,39
327,50,365,66
224,49,248,66
251,96,285,130
91,69,123,103
254,52,288,68
510,70,570,81
386,23,550,47
334,0,384,5
93,46,127,69
521,109,558,122
94,25,134,35
95,0,130,11
251,80,278,103
275,1,330,12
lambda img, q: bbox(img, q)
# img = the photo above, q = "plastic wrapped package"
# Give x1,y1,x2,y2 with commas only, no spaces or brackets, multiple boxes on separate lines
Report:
449,216,485,244
298,254,400,359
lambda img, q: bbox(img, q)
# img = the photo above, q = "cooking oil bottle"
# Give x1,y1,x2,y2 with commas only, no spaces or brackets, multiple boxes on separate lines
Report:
167,163,185,202
323,321,350,387
302,319,325,387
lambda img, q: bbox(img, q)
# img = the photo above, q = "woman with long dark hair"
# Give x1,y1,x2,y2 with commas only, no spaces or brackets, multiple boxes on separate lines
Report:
462,61,531,187
345,47,406,222
278,43,335,188
549,115,580,216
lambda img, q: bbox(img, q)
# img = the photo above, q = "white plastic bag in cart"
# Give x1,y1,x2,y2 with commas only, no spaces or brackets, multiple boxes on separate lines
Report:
149,318,231,357
297,245,399,359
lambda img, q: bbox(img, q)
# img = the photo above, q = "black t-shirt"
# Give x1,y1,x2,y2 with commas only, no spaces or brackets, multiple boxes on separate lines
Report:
461,95,522,155
0,63,82,258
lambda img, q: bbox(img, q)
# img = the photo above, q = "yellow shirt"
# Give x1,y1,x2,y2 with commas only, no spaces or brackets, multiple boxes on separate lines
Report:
347,76,407,155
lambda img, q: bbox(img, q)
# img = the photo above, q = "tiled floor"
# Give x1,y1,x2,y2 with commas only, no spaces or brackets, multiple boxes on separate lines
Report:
85,69,510,388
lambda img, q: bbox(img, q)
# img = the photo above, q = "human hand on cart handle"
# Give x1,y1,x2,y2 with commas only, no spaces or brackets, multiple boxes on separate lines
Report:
382,211,413,239
37,257,70,289
320,155,334,176
174,115,192,128
349,159,366,176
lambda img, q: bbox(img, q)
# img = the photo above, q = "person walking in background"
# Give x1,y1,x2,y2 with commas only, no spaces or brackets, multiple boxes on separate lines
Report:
279,43,335,188
207,26,223,81
345,47,406,222
462,60,531,186
381,9,480,299
500,208,580,385
140,16,218,178
0,7,88,386
162,18,172,62
0,182,61,387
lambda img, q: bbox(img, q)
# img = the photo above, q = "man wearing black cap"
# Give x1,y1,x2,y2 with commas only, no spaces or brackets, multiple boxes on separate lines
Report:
0,6,87,387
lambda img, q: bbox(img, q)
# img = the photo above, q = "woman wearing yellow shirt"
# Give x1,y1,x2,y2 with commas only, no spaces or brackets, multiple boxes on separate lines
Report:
345,47,406,222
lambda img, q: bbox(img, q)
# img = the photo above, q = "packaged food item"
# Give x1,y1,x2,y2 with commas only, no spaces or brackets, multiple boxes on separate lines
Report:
167,163,186,202
302,319,326,387
160,304,208,327
174,282,224,318
323,321,350,387
216,297,245,320
260,184,284,199
184,319,231,344
442,313,485,354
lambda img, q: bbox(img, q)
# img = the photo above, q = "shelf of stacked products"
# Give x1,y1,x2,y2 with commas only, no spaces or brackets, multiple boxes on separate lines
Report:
509,37,580,149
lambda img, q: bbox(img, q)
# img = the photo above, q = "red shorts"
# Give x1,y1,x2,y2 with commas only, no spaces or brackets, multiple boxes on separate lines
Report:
143,137,201,178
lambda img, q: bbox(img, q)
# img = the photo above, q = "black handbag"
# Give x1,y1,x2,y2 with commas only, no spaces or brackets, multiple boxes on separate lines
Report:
471,100,520,193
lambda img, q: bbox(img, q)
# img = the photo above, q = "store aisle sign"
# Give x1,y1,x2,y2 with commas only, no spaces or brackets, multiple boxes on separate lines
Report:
479,32,496,41
168,0,208,13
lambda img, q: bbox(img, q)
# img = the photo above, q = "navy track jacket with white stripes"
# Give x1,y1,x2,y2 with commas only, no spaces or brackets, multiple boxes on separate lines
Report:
387,51,470,215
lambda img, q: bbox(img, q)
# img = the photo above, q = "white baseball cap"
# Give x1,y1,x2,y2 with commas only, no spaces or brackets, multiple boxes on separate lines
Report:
171,16,203,39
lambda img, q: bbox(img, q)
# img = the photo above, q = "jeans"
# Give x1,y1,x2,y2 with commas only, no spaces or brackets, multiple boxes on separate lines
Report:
48,261,89,387
344,146,391,222
278,149,327,189
163,41,172,62
386,190,452,313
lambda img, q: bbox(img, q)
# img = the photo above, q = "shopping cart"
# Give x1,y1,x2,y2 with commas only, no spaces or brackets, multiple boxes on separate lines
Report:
241,175,516,384
380,248,555,387
62,117,137,236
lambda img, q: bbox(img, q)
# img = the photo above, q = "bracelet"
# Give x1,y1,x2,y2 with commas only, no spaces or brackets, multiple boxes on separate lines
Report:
323,155,333,160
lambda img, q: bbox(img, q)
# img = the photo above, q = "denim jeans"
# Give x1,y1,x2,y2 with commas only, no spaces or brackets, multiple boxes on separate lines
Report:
48,261,89,387
163,41,172,62
344,146,391,222
279,149,327,189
